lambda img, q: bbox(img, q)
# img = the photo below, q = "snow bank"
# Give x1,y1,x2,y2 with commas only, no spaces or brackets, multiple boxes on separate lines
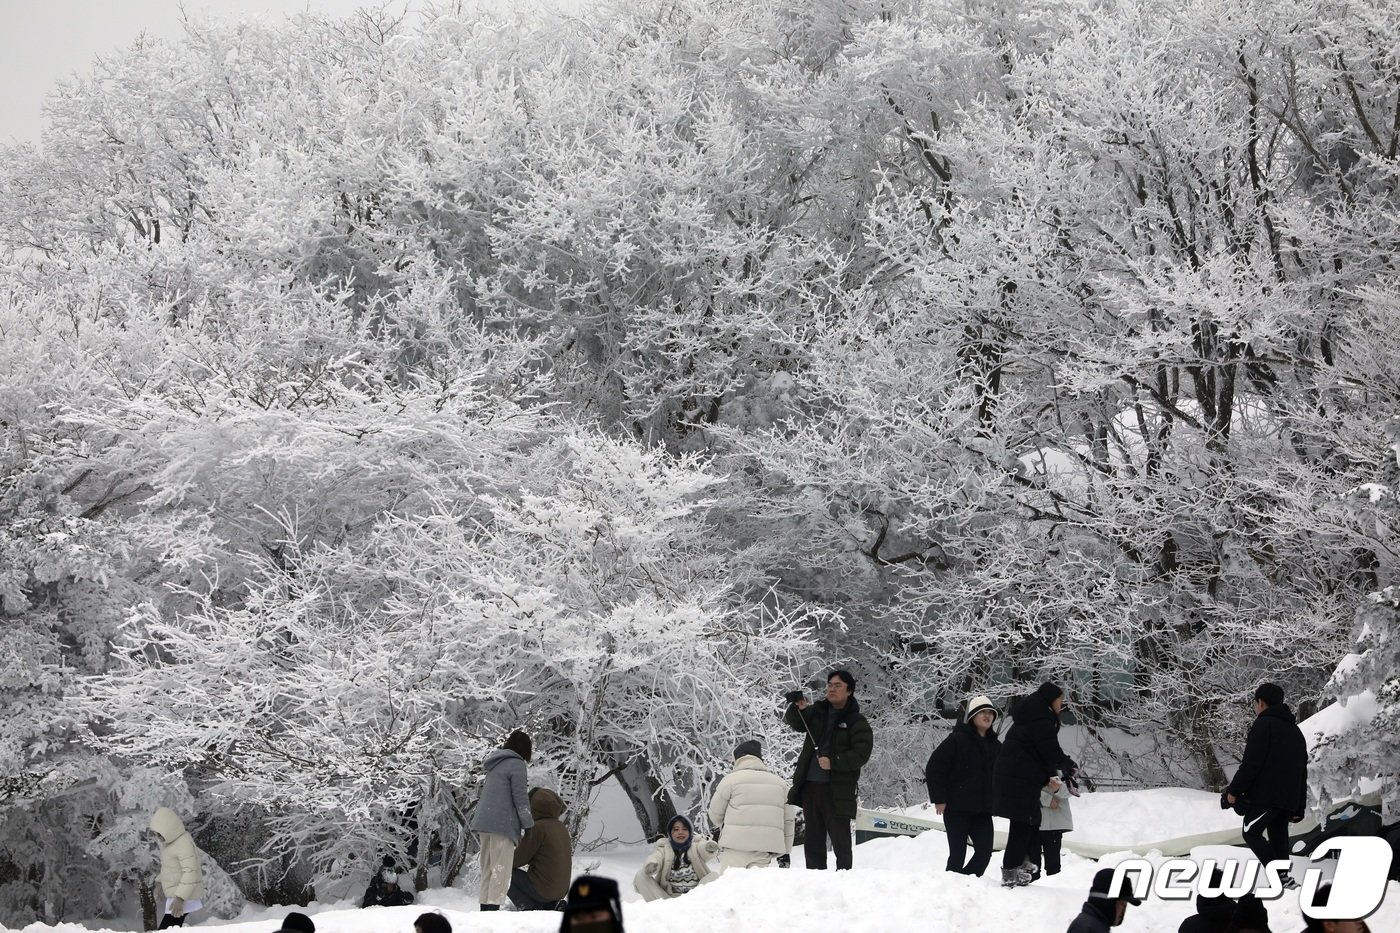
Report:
10,785,1398,933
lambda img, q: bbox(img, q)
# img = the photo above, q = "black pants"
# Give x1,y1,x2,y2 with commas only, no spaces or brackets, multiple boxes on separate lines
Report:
508,868,562,910
1002,818,1038,870
1242,807,1291,869
943,811,994,876
801,781,852,870
1028,829,1065,875
157,916,186,929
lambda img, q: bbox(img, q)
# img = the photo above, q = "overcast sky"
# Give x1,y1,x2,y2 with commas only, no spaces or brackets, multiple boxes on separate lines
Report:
0,1,409,146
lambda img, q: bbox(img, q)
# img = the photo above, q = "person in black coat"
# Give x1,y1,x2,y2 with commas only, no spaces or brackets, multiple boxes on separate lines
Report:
993,681,1076,887
1067,867,1142,932
1225,682,1308,885
925,694,1002,876
1177,870,1273,932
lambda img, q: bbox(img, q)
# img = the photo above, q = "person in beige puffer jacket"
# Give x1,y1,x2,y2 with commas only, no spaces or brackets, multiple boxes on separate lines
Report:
150,806,205,928
707,740,795,869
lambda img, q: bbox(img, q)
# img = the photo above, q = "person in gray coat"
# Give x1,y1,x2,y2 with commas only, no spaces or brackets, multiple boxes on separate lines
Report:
471,730,535,911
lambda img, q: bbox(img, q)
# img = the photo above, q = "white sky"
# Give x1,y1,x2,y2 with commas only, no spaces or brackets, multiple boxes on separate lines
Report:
0,1,406,145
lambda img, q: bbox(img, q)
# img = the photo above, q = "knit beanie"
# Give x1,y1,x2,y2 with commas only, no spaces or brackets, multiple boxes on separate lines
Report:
733,739,762,760
965,695,998,724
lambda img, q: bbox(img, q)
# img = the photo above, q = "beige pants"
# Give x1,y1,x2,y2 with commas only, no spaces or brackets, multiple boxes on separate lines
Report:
633,868,672,901
478,832,516,906
719,849,773,870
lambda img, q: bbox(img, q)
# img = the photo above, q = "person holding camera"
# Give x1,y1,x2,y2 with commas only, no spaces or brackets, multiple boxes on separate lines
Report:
782,670,874,871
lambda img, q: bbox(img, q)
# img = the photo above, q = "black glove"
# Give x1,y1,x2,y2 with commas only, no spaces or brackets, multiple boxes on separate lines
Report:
777,854,791,868
784,690,805,704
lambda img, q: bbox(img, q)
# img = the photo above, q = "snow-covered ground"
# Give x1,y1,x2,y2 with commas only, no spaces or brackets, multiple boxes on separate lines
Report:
9,787,1396,933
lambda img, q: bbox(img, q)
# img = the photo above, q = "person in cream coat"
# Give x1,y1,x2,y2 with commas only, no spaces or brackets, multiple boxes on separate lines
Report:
707,740,795,869
150,806,204,929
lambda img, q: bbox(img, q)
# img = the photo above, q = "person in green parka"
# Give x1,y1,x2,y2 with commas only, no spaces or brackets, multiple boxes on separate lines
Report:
783,669,874,870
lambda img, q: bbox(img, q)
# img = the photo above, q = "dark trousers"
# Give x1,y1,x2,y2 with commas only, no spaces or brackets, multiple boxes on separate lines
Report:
801,781,852,870
157,916,186,929
508,868,562,910
1242,807,1292,869
942,811,994,876
1028,829,1065,875
1002,818,1037,870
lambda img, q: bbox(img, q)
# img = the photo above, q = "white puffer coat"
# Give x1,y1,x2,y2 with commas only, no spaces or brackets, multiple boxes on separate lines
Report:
706,756,795,856
150,807,205,901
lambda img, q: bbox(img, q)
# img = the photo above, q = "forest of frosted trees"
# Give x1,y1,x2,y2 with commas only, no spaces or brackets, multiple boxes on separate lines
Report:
1,0,1397,924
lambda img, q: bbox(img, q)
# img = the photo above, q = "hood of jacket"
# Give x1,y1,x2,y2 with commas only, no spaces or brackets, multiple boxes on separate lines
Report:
149,806,189,843
529,787,565,821
667,814,694,853
1011,692,1058,727
481,749,524,773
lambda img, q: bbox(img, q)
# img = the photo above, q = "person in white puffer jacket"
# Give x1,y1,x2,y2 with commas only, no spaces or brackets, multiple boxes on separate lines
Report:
149,806,204,929
707,740,795,869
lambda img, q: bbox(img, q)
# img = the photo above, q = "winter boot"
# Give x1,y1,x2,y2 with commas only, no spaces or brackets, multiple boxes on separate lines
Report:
1001,867,1031,887
1020,858,1042,883
480,904,500,911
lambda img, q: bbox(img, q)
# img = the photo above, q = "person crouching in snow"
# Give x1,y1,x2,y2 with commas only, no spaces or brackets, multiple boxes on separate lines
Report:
149,806,204,929
924,694,1001,877
633,815,719,900
361,856,415,907
1028,772,1073,879
1067,867,1142,932
707,739,794,870
471,729,535,911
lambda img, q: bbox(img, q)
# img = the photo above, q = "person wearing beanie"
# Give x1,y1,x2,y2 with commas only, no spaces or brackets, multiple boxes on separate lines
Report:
633,815,720,900
559,874,624,933
992,682,1076,887
783,669,874,870
924,695,1002,876
509,787,573,910
1176,871,1274,933
1067,867,1143,932
707,739,795,870
361,855,415,908
1225,683,1308,889
276,912,316,933
471,730,535,911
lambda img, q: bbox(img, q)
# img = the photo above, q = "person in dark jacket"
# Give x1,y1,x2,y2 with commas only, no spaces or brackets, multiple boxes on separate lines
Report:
993,681,1076,887
559,874,624,933
1226,683,1308,887
784,669,875,870
1067,867,1142,932
360,856,415,908
1177,870,1273,932
509,787,572,910
925,694,1002,876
